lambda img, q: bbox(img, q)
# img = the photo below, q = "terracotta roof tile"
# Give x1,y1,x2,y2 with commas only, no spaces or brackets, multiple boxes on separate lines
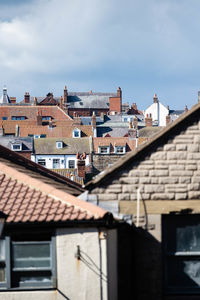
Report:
0,165,107,224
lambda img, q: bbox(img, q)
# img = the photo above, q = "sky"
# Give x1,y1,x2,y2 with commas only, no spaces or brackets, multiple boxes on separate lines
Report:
0,0,200,110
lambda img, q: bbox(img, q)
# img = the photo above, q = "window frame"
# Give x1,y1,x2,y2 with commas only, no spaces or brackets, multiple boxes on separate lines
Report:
114,146,125,154
68,160,75,169
11,144,22,151
37,159,46,166
72,129,81,138
98,146,110,154
163,214,200,295
0,236,56,290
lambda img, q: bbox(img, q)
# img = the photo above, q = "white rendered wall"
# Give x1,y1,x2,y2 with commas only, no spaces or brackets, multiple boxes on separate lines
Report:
145,102,169,126
31,154,89,169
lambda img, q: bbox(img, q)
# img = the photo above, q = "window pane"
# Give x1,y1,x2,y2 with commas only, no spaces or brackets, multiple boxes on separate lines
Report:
12,271,52,287
167,257,200,288
13,243,51,269
0,268,5,282
0,240,5,260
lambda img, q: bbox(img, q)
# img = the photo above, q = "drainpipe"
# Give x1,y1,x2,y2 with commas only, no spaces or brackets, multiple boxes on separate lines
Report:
136,188,140,227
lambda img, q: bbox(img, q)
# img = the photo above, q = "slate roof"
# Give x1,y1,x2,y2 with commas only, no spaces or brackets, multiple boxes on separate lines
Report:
0,136,33,152
0,163,108,224
97,127,130,137
34,137,92,154
138,126,163,138
86,102,200,189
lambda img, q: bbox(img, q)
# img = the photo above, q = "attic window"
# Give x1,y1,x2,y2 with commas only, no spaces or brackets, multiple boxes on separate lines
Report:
56,141,63,149
115,146,125,154
11,116,26,120
72,129,81,138
98,146,110,154
11,144,22,151
42,116,51,121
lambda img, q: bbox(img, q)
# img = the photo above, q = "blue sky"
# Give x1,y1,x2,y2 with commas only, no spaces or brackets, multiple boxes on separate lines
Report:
0,0,200,110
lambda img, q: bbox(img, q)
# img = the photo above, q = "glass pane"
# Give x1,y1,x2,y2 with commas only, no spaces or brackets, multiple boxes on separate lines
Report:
12,271,52,287
177,224,200,252
0,240,5,260
0,268,5,282
167,257,200,287
13,243,51,269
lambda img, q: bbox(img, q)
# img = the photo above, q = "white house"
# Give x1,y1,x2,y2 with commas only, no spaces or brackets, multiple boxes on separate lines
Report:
144,94,169,126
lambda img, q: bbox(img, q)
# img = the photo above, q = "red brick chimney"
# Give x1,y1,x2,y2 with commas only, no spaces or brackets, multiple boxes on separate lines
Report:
77,159,86,179
117,87,122,98
109,87,122,114
64,86,68,104
24,92,30,104
153,93,158,103
91,111,96,128
131,103,137,111
145,114,152,127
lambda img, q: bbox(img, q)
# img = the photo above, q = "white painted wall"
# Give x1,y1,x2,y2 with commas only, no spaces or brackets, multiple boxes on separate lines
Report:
31,154,90,169
145,101,169,126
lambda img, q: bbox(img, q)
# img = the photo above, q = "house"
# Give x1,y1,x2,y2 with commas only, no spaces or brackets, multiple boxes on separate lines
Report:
83,101,200,299
0,136,33,159
144,93,169,126
0,144,118,300
19,86,122,116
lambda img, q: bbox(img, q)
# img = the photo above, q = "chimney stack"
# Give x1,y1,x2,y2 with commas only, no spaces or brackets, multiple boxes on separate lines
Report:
145,114,152,127
185,105,188,112
77,159,86,179
153,93,158,103
60,96,63,110
131,103,137,111
117,87,122,98
64,86,68,104
34,97,37,106
91,111,96,128
10,97,16,104
133,115,138,129
24,92,30,104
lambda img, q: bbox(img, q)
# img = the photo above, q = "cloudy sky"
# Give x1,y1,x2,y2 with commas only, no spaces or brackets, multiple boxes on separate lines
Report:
0,0,200,109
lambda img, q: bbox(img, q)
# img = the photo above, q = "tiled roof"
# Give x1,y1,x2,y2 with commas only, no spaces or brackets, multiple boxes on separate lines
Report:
0,137,33,152
138,126,163,138
86,102,199,189
93,137,136,153
0,162,108,224
34,137,92,154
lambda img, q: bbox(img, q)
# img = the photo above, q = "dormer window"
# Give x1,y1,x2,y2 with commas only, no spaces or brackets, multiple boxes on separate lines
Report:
114,146,126,154
56,141,63,149
42,116,51,121
72,128,81,138
12,143,22,151
11,116,26,120
98,146,110,154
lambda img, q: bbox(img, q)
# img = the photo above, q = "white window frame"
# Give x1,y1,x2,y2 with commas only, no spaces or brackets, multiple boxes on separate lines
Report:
11,144,22,151
114,146,126,154
56,141,63,149
37,158,46,166
72,128,81,138
98,146,110,154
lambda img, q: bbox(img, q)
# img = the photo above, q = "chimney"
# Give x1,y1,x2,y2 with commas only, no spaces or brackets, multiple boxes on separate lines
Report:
77,159,86,179
145,114,152,127
24,92,30,104
117,87,122,98
133,115,138,129
60,96,63,110
153,93,158,103
129,120,133,129
89,90,93,94
34,97,37,106
64,86,68,104
10,97,16,104
166,114,171,125
91,111,96,128
185,105,188,112
100,112,105,121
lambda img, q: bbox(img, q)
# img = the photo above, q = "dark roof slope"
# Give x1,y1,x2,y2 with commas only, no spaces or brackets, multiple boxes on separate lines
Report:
86,102,200,190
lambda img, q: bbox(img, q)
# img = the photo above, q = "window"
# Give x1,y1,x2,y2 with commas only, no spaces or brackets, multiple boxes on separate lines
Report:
40,134,46,138
53,159,60,169
38,159,46,166
98,146,110,154
0,236,56,289
56,141,63,149
68,160,75,169
11,144,22,151
42,116,51,121
2,117,7,120
72,129,81,138
11,116,26,120
163,215,200,294
115,146,125,154
34,135,40,139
